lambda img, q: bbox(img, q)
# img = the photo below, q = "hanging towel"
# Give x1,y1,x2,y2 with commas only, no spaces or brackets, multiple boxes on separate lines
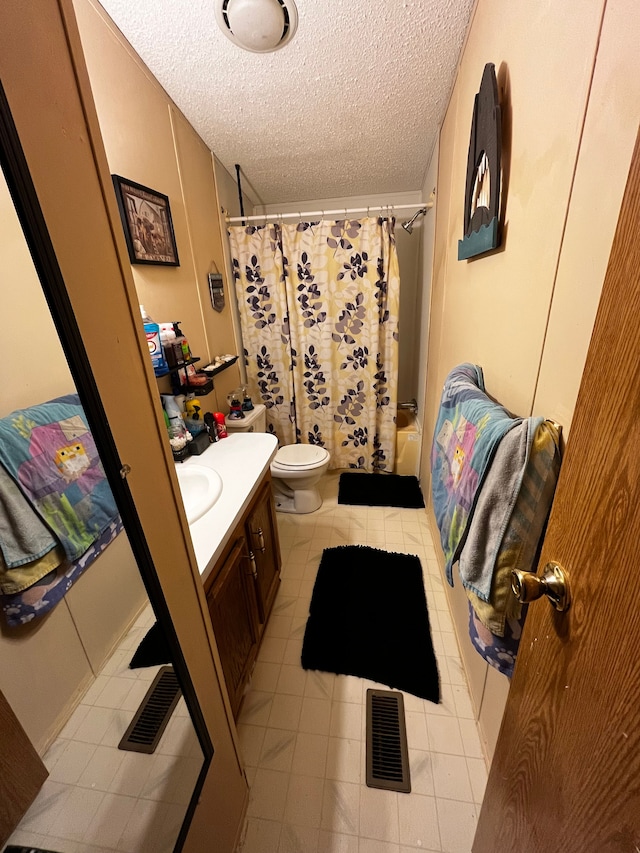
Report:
467,600,525,678
464,420,561,637
1,517,123,627
0,461,58,568
457,417,542,602
0,394,118,562
430,363,529,585
0,543,65,596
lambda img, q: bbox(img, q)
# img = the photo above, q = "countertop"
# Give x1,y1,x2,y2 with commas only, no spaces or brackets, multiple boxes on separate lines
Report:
177,432,278,582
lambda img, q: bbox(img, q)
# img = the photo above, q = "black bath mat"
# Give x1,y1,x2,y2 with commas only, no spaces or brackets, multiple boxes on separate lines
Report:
338,472,425,509
301,545,440,703
129,622,172,669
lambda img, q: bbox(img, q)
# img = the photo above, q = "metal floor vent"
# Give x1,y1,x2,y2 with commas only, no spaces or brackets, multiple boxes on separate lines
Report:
366,689,411,793
118,665,181,754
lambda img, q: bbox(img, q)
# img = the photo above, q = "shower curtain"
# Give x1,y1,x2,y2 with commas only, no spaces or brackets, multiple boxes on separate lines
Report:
229,217,399,471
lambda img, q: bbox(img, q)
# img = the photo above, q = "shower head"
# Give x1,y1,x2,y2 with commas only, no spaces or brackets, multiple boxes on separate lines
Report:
401,207,428,234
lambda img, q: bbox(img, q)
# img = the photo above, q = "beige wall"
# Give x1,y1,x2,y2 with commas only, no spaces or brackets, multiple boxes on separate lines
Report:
73,0,241,411
416,141,439,435
0,175,73,410
420,0,640,761
0,171,146,753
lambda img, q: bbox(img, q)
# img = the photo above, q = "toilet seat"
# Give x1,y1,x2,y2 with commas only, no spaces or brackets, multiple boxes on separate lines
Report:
272,444,330,471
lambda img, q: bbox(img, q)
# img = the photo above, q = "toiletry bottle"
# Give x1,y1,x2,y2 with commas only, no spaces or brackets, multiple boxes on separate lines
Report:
213,412,228,439
183,397,205,435
161,394,186,439
204,412,218,442
172,322,191,363
140,305,167,374
159,323,179,367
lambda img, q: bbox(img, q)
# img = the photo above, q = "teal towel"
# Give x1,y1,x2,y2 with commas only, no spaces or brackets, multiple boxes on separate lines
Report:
0,462,58,567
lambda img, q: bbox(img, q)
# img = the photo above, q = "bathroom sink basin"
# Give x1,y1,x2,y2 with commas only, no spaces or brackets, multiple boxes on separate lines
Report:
174,464,222,524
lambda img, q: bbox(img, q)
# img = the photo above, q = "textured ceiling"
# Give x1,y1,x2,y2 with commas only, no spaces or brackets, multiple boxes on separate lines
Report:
97,0,475,205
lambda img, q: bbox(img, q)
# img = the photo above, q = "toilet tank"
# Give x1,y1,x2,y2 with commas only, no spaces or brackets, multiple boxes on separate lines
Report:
224,403,267,433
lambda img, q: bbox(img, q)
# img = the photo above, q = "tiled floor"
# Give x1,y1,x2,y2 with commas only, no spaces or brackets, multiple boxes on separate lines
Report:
4,606,203,853
238,470,488,853
5,470,487,853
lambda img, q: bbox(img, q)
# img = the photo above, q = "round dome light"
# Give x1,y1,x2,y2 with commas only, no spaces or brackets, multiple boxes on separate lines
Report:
216,0,298,53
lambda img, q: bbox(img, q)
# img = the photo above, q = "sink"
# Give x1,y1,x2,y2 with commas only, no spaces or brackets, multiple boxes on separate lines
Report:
175,464,223,524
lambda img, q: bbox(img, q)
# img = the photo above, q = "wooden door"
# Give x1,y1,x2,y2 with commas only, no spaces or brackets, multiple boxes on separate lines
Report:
245,477,281,624
473,133,640,851
0,690,48,846
206,537,259,718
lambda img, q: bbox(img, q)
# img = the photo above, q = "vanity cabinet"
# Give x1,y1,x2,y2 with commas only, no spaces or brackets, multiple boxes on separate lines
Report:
205,537,259,717
204,470,281,718
245,478,281,624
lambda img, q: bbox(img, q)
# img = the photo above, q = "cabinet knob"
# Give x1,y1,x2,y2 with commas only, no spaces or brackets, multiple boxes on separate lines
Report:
252,527,266,553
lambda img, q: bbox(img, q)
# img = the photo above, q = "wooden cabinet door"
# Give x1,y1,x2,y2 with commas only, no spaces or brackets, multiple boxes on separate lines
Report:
206,537,258,718
245,478,281,625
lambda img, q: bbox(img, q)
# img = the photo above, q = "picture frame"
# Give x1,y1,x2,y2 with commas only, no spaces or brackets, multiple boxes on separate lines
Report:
111,175,180,266
458,63,502,261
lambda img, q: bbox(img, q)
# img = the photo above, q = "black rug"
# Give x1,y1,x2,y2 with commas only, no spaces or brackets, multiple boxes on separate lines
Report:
301,545,440,703
338,472,425,509
129,622,172,669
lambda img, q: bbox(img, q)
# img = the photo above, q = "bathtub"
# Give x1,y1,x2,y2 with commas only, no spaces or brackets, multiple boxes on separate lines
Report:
394,410,421,476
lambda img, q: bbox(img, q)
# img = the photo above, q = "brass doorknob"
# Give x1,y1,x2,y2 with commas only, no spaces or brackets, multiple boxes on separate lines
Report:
511,562,571,612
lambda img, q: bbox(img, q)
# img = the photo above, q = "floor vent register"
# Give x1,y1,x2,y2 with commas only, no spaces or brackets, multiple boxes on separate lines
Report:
366,688,411,793
118,665,181,754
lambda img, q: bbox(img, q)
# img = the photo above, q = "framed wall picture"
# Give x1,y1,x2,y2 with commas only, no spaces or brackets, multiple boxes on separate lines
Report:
458,63,502,261
112,175,180,266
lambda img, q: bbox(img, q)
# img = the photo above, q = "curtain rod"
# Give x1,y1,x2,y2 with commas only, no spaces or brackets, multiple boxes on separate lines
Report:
225,197,435,224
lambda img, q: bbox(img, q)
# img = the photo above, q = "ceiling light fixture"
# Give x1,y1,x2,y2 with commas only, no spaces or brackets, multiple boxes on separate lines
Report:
216,0,298,53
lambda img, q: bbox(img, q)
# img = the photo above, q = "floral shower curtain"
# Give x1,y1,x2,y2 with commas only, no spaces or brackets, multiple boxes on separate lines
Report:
229,217,399,471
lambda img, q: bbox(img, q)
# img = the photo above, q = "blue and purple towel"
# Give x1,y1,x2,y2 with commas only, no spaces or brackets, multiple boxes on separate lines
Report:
467,600,525,678
0,394,118,563
431,364,524,585
1,518,123,627
0,394,121,625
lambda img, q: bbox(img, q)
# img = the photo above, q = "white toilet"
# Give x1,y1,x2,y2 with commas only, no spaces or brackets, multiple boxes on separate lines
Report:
223,403,330,513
